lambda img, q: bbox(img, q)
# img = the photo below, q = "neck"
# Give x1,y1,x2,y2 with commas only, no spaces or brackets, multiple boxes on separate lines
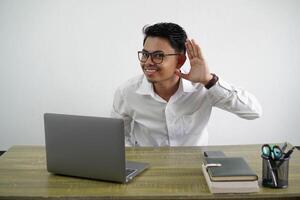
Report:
153,76,180,102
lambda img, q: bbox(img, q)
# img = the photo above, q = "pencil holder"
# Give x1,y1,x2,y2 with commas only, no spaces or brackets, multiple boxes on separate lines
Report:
262,155,289,188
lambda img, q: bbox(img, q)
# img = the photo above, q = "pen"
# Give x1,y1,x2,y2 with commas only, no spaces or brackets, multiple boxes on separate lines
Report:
277,146,297,169
283,146,296,159
280,142,288,153
262,155,277,187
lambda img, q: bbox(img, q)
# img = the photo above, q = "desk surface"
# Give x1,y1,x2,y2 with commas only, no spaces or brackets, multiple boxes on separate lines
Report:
0,145,300,200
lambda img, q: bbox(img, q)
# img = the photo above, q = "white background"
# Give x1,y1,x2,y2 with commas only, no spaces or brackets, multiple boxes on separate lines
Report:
0,0,299,150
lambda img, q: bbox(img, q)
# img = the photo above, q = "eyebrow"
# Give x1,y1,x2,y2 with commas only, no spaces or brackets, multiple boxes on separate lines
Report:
142,49,164,54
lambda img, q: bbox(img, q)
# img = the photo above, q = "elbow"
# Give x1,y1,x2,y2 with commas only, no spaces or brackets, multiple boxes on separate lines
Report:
247,110,262,120
253,104,263,119
240,105,263,120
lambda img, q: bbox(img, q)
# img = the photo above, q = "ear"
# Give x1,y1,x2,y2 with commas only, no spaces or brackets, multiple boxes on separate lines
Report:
176,54,186,69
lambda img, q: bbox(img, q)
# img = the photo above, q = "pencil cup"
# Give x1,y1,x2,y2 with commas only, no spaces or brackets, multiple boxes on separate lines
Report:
262,155,289,188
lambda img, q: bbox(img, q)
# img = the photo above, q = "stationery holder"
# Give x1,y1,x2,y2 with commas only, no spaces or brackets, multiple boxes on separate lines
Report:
261,155,289,188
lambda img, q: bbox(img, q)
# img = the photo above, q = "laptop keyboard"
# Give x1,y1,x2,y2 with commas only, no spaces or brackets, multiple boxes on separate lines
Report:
126,168,137,177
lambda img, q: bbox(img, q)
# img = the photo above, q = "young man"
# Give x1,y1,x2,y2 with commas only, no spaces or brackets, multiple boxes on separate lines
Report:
111,22,262,146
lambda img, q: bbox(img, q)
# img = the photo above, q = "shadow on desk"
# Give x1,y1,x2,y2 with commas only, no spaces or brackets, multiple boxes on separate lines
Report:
0,151,6,156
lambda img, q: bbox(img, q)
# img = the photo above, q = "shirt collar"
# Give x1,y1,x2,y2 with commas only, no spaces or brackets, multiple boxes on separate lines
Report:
135,75,155,96
136,75,198,96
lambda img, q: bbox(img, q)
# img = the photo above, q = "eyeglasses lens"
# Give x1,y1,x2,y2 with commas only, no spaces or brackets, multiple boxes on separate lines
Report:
138,52,148,62
138,52,164,64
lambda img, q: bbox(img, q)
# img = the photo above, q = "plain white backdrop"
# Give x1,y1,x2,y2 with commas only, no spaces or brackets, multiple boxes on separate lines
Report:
0,0,299,150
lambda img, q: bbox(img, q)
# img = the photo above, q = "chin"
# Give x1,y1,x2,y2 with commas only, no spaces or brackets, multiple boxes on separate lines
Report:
145,76,157,83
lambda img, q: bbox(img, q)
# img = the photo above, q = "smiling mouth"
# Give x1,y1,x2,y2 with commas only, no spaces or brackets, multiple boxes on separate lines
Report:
144,67,159,75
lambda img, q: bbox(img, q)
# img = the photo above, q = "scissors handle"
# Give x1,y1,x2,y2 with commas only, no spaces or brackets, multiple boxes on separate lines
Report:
261,144,282,160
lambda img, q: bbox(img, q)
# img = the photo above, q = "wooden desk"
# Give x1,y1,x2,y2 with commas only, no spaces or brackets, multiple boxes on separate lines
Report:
0,145,299,200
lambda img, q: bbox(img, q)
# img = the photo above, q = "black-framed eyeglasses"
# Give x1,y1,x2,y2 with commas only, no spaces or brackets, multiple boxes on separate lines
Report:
138,51,181,64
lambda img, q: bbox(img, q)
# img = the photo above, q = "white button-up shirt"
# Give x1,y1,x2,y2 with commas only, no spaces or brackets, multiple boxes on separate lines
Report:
111,75,262,146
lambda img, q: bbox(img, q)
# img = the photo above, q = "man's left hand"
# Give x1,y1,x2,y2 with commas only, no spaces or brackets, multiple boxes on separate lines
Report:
175,39,212,85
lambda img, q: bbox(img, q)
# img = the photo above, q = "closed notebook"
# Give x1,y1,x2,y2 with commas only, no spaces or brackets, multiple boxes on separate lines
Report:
205,157,258,181
202,164,259,193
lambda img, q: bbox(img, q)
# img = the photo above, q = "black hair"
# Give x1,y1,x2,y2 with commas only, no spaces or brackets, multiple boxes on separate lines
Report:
142,22,188,53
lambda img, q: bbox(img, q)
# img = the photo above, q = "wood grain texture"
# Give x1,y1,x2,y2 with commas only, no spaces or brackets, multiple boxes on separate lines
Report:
0,145,299,200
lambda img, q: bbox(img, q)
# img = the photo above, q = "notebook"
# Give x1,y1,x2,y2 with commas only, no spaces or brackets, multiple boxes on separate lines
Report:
44,113,149,183
202,164,259,193
204,157,258,181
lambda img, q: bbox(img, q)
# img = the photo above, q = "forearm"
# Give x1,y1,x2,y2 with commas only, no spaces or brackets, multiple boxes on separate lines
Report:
207,78,262,119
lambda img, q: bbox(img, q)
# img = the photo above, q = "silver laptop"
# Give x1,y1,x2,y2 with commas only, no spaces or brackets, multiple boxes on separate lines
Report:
44,113,149,183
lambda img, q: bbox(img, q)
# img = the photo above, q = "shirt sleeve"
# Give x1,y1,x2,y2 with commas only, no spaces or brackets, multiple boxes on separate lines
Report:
111,87,134,146
206,78,262,120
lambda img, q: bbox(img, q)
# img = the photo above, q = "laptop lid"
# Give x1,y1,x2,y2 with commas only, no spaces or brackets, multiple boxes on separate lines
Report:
44,113,128,183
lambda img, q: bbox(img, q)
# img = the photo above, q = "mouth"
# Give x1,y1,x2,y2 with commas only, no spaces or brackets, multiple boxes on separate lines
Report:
144,67,159,76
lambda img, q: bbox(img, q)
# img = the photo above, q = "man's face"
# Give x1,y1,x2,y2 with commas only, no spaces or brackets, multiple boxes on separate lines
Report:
141,37,179,83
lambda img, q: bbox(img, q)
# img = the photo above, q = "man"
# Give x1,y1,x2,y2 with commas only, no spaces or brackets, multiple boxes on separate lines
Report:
111,22,262,146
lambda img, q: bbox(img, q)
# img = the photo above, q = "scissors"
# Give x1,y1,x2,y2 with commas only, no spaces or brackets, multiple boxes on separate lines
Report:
261,144,283,160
